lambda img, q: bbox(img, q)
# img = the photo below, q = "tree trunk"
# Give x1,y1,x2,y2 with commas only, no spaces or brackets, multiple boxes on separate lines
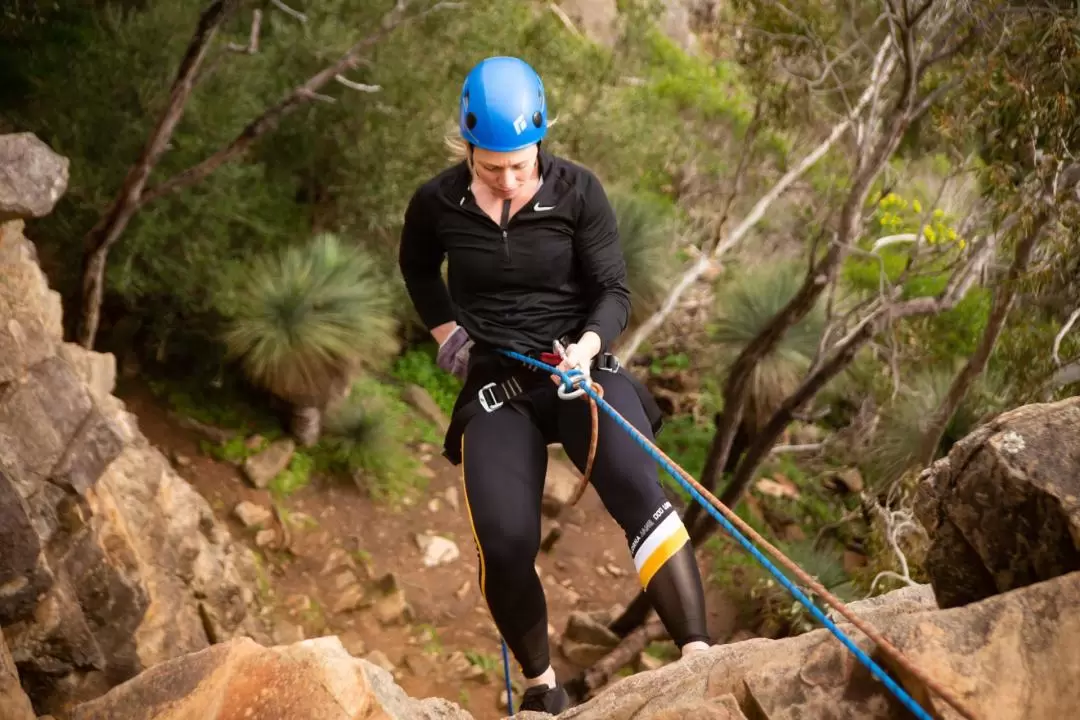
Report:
916,213,1050,466
564,620,668,703
720,319,879,510
291,405,323,447
682,417,749,533
75,0,451,348
76,0,237,348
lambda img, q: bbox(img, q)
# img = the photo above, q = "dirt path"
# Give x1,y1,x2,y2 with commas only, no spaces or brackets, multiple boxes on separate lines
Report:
117,381,738,719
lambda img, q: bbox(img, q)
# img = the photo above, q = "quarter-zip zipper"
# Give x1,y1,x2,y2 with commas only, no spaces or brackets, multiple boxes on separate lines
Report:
499,199,512,262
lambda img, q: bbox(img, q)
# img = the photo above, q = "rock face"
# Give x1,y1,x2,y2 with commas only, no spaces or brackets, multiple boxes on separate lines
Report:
71,636,474,720
562,571,1080,720
1,631,36,720
66,574,1080,720
0,133,267,718
915,396,1080,609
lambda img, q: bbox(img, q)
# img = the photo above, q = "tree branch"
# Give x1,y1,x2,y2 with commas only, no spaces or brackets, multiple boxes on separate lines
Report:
720,244,987,511
1053,306,1080,367
140,1,455,205
228,8,262,53
335,74,381,92
617,38,897,362
915,217,1051,466
270,0,308,23
564,620,669,703
76,0,239,348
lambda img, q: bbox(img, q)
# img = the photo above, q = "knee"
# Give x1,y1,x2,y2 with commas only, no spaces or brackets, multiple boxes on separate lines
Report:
476,519,539,574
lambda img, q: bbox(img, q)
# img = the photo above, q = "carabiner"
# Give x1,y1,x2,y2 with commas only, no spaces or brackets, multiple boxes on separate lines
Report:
557,369,587,399
553,339,588,399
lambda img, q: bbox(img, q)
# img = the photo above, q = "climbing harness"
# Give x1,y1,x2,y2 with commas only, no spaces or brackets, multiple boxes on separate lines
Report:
493,342,979,720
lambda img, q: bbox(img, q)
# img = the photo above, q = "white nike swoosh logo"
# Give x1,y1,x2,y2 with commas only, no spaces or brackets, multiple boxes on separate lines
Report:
534,203,556,212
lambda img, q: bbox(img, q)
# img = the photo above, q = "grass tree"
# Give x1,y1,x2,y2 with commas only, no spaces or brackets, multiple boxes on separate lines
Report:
710,261,827,433
679,260,827,537
865,365,1006,490
219,232,398,446
607,188,681,328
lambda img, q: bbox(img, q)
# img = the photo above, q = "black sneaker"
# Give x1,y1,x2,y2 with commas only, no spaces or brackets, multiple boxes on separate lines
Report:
518,683,571,714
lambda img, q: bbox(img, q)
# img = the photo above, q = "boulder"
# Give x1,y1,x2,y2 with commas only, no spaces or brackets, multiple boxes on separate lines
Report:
915,396,1080,608
70,636,474,720
0,132,69,222
560,570,1080,720
557,0,620,47
0,134,267,718
542,449,582,517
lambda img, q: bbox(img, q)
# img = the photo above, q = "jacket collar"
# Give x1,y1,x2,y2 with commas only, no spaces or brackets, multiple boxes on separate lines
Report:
446,144,561,203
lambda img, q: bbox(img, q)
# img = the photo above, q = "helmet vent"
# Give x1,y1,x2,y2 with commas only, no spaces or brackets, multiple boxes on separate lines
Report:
466,112,478,130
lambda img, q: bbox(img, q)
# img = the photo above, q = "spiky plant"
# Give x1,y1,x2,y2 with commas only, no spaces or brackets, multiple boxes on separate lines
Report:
862,365,1006,489
710,261,826,431
609,188,681,327
220,232,398,444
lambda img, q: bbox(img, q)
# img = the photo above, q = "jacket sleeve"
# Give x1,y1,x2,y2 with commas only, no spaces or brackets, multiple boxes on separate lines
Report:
398,185,456,330
574,171,631,352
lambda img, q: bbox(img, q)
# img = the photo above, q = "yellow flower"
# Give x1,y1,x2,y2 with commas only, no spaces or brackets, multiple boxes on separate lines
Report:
933,208,945,219
924,226,937,244
912,199,922,214
946,227,957,241
958,238,967,249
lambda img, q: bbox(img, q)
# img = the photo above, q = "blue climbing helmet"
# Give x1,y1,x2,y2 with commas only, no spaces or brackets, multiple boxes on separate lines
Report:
459,56,548,153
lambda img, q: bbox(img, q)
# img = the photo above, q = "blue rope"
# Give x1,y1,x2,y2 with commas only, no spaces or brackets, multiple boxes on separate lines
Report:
501,638,514,710
497,348,934,720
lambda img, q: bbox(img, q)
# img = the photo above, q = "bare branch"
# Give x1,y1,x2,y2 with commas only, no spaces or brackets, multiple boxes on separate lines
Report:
335,74,381,92
271,0,307,23
547,1,583,38
866,500,925,595
1053,307,1080,367
770,443,825,455
227,8,262,53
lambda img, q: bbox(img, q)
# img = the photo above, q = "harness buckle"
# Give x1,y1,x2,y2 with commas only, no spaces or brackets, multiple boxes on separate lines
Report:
478,383,503,412
598,352,621,374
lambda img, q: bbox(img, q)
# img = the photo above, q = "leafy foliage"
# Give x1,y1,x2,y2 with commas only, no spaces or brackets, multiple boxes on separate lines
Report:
218,232,398,407
391,346,463,417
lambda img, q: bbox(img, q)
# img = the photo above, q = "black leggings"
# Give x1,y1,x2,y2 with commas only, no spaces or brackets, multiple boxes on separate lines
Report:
459,368,710,678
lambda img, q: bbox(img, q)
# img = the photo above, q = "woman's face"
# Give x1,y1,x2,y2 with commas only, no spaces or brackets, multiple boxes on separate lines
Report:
471,145,539,200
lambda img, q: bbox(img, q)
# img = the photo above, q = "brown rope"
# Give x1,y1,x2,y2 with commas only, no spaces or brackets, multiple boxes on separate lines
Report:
560,376,979,720
568,384,602,506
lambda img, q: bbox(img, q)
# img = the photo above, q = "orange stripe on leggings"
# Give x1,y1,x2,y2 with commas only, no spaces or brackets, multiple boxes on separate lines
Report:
459,437,487,601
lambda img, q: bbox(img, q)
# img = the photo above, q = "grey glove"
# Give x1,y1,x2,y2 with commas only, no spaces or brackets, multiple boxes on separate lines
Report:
436,325,473,381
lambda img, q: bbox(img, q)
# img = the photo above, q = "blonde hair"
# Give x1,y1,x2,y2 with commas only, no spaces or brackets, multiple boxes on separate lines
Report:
442,115,561,166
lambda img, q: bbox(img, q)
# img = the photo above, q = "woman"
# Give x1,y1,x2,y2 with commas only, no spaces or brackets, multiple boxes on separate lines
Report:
398,56,710,713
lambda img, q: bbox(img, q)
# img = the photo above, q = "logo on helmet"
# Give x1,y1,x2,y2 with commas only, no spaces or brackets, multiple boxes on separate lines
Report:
513,114,527,134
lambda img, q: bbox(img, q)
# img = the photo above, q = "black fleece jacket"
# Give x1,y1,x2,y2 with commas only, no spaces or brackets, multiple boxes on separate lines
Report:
398,148,631,357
